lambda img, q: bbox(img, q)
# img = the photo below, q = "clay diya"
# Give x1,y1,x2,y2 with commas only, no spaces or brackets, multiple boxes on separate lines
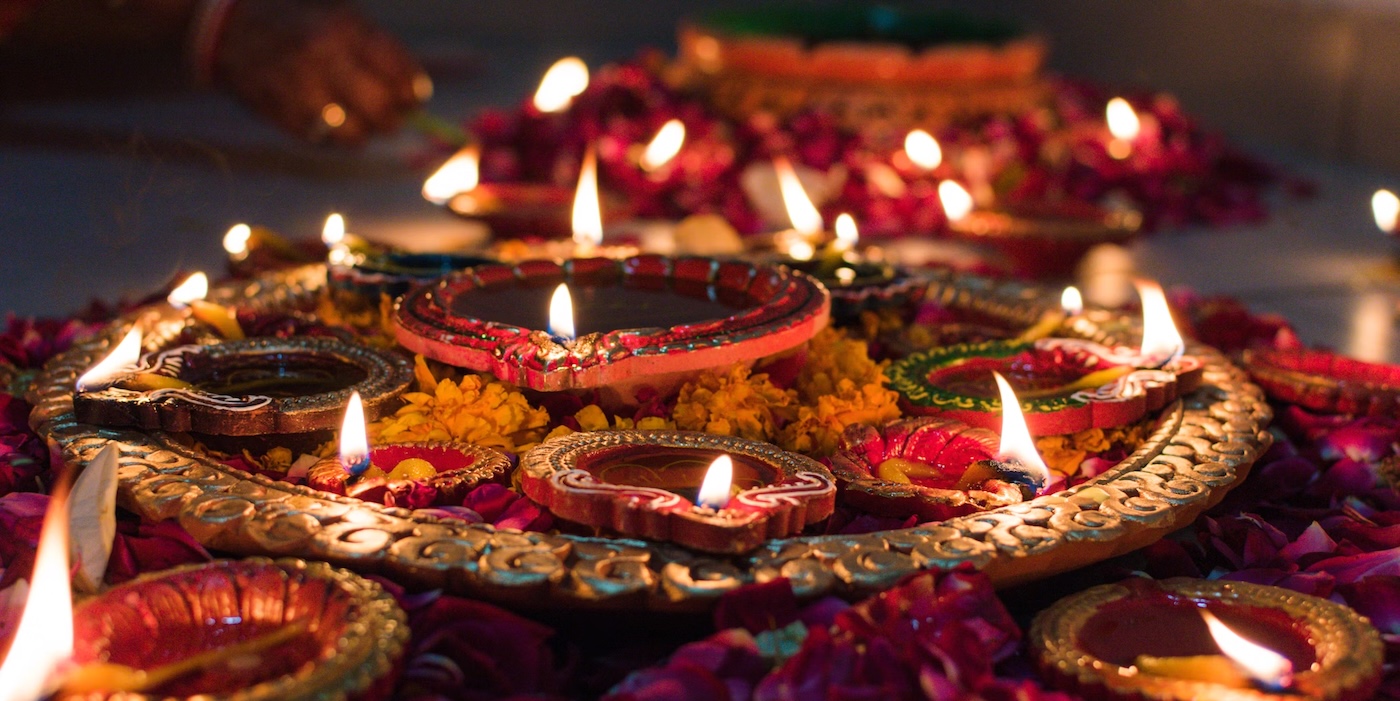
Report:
327,250,496,308
887,337,1203,435
72,336,412,436
393,255,830,395
65,558,408,700
519,430,836,554
1243,348,1400,417
829,416,1042,521
939,181,1141,278
1029,578,1384,701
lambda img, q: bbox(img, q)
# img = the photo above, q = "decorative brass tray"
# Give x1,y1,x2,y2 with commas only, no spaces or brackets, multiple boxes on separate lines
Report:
28,265,1272,612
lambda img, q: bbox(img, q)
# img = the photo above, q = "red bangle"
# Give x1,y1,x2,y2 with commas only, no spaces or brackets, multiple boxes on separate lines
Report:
186,0,239,86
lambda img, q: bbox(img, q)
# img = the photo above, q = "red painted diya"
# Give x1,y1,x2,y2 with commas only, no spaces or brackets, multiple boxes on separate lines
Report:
946,201,1141,278
393,255,830,395
445,182,630,237
68,558,407,700
72,337,413,436
887,337,1203,435
829,417,1041,521
518,430,836,554
1029,578,1384,701
306,441,511,506
1244,348,1400,417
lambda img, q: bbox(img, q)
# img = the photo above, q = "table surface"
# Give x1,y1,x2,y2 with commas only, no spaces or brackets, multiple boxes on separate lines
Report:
4,42,1399,364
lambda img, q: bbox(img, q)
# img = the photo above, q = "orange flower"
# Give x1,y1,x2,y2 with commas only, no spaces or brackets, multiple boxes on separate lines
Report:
672,365,794,442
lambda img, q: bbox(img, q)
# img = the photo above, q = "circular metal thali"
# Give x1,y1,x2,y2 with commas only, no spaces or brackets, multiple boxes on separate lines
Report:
28,264,1273,612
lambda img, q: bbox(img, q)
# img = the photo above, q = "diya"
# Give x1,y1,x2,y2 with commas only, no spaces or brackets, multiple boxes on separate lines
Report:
72,335,413,436
939,180,1142,278
393,255,830,395
1243,347,1400,418
305,391,513,506
519,430,836,554
1029,578,1384,701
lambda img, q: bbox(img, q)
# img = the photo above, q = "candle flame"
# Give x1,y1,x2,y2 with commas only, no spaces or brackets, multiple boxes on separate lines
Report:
222,224,251,257
339,391,370,476
1373,189,1399,233
774,156,823,236
1061,286,1084,315
167,272,209,309
1136,279,1184,364
422,146,480,204
696,454,733,509
904,129,943,170
938,180,974,222
1106,98,1141,141
834,213,859,251
641,119,685,171
75,328,142,392
321,213,346,247
788,240,815,262
572,147,603,250
549,283,575,341
992,371,1050,485
0,466,74,701
533,56,589,113
1200,609,1294,689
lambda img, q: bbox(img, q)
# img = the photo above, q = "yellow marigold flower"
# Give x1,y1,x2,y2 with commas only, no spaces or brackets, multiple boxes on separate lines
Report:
778,379,902,457
576,405,611,431
795,327,889,404
672,365,794,442
369,371,550,452
637,416,674,430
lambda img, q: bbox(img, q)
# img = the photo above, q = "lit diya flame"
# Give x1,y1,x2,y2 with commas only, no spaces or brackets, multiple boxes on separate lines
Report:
572,147,603,251
1373,189,1399,233
1106,97,1140,160
338,391,371,476
548,283,575,341
75,328,142,392
992,371,1050,488
834,213,859,252
641,119,685,172
222,223,251,259
422,146,479,205
904,128,942,171
533,56,589,113
321,213,346,248
166,272,208,309
774,156,823,237
695,454,733,510
1200,609,1294,690
1136,279,1184,364
0,472,73,701
1061,286,1084,315
937,180,974,223
787,240,816,262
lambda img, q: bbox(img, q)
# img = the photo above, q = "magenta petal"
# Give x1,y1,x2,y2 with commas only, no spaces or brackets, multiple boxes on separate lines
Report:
1335,576,1400,634
1278,521,1337,561
1306,547,1400,582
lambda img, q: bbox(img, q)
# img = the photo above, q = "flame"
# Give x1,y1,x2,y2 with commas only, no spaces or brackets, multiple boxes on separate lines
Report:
641,119,685,171
222,224,251,257
788,240,815,261
572,147,603,250
75,328,142,392
321,213,346,247
1373,189,1399,233
774,157,823,236
422,146,480,204
904,129,943,170
338,391,370,475
1061,286,1084,315
549,283,575,340
1201,609,1294,688
834,213,859,251
167,272,209,309
0,469,74,701
533,56,589,113
992,371,1050,484
938,180,974,222
1135,279,1184,363
696,454,733,509
1106,98,1141,141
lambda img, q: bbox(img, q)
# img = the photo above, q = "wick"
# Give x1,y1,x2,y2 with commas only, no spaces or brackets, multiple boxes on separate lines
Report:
342,454,371,477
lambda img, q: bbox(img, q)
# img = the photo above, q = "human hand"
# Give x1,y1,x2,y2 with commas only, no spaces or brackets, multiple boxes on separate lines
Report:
211,0,426,146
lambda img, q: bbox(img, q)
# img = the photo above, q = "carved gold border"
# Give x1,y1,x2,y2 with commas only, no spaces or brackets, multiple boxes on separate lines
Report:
28,265,1273,611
